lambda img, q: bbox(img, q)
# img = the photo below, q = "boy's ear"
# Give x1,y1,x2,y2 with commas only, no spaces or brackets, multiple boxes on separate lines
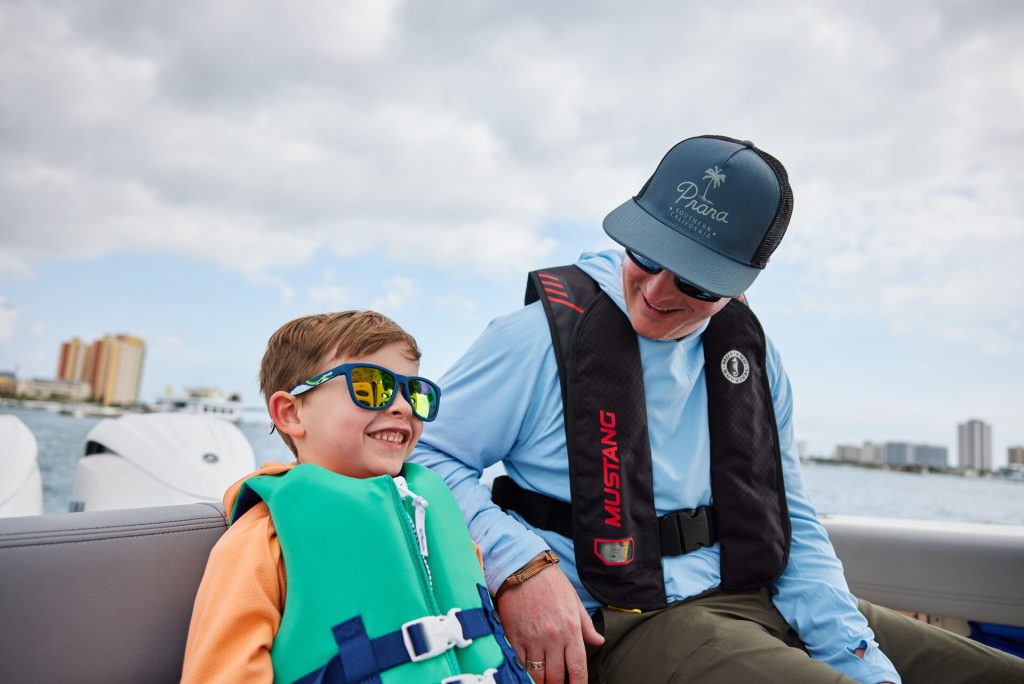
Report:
269,390,305,440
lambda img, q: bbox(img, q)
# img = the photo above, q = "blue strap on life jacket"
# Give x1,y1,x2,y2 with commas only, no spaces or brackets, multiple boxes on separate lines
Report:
293,585,530,684
472,584,529,683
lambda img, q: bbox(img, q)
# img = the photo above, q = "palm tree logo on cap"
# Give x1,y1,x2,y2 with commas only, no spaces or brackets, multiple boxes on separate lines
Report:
701,166,727,203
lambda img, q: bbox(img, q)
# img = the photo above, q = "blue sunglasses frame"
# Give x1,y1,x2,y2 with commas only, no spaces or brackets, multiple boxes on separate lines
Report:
625,250,723,302
289,362,441,422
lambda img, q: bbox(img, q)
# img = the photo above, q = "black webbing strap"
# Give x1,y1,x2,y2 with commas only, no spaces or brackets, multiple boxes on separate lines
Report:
492,476,573,538
491,475,717,556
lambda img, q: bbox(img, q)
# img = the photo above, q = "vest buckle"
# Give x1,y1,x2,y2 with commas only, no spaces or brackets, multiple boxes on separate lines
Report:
401,608,472,662
658,506,716,556
442,669,498,684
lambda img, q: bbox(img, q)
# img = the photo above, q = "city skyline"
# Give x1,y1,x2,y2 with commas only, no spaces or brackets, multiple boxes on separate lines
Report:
56,333,146,406
830,427,1024,472
1,2,1022,465
15,330,1024,470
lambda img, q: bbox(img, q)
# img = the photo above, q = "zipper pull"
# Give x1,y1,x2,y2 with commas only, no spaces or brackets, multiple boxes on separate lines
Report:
394,475,430,557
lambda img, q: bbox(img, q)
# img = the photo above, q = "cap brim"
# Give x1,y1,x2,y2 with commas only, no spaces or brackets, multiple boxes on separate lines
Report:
602,199,761,298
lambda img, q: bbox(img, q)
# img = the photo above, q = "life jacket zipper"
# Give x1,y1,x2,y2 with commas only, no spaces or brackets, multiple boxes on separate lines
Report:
393,474,435,589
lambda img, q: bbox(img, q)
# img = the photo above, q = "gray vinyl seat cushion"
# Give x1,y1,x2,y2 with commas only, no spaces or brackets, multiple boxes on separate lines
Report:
0,503,227,684
2,503,1022,683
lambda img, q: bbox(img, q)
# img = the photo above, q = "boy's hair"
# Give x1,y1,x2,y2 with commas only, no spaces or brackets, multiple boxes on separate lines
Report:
260,310,421,455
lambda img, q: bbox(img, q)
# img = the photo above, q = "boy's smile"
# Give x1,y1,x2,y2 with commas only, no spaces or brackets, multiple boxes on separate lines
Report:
293,341,424,478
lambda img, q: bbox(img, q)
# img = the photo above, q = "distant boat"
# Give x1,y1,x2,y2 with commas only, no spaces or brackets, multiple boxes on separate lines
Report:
151,387,243,423
58,404,124,419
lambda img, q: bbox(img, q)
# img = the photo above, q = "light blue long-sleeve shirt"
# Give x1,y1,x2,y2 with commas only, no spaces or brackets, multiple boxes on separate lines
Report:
410,249,900,683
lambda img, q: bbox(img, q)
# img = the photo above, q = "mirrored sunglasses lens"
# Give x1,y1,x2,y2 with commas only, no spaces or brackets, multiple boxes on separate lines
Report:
675,279,720,302
627,250,662,274
406,378,439,420
349,366,396,408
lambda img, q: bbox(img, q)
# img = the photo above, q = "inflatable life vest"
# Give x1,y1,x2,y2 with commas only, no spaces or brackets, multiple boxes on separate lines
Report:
491,265,791,610
231,463,529,684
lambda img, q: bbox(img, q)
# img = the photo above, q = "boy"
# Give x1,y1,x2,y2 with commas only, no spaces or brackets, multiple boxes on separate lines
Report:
182,311,528,683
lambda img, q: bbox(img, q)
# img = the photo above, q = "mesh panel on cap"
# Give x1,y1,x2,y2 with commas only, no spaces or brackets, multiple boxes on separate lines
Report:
749,147,793,269
697,135,793,269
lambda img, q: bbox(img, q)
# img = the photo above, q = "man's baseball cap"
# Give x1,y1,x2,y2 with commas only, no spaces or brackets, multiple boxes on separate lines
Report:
603,135,793,298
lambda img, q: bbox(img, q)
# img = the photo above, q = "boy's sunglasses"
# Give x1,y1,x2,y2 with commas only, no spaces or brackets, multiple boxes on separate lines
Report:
289,363,441,422
625,250,723,303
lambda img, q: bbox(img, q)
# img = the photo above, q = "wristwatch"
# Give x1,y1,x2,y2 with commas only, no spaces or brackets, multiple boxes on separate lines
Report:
497,551,559,596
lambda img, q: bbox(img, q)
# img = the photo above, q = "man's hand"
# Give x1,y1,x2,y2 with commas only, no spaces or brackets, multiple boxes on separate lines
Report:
496,564,604,683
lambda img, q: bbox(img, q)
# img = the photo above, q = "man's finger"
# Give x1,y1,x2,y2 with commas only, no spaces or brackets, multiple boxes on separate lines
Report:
543,648,567,684
524,649,546,683
563,631,590,683
580,605,605,647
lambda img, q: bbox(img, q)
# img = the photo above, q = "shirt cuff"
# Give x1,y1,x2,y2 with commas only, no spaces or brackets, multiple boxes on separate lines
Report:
481,530,551,597
824,639,901,684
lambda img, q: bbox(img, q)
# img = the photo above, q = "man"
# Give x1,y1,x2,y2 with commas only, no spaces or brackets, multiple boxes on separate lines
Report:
411,136,1023,682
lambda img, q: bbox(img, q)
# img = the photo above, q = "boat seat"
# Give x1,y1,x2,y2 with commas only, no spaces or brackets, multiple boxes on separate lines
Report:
1,502,1022,682
0,503,227,684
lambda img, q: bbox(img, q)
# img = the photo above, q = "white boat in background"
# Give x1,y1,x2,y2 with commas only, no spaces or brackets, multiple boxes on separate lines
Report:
152,386,244,423
70,413,255,512
0,415,42,517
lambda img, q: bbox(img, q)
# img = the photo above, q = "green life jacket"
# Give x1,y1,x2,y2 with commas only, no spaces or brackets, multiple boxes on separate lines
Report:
231,463,528,684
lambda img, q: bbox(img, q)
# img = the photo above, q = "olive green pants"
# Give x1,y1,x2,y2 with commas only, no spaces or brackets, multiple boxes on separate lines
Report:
587,589,1024,683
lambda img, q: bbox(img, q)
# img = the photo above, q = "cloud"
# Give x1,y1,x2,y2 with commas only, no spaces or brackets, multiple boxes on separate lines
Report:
1,0,1022,361
780,166,1024,356
371,276,417,312
306,267,349,305
0,297,17,343
307,283,349,305
0,252,35,279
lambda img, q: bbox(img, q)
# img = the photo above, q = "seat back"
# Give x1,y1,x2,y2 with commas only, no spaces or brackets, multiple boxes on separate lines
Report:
0,503,226,684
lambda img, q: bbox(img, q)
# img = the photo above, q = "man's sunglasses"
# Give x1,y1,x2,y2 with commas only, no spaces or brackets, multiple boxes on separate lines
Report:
625,250,723,302
289,363,441,422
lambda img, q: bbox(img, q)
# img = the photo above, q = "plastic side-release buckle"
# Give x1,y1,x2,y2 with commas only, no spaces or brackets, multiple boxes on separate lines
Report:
402,607,472,663
441,669,498,684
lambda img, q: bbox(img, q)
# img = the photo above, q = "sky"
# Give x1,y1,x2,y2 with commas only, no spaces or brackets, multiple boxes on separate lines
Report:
1,0,1022,465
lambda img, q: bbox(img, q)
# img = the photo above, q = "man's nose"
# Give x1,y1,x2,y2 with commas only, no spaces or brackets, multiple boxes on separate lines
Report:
646,271,719,309
645,271,682,300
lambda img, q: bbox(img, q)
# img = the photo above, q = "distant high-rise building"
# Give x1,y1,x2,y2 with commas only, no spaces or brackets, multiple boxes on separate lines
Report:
832,441,946,468
93,334,145,406
57,334,146,406
57,337,87,382
1008,446,1024,466
861,442,884,466
883,442,912,467
834,445,861,462
958,419,993,472
911,444,948,469
0,371,16,397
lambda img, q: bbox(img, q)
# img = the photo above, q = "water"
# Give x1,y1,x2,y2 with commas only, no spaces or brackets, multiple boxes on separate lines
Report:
4,406,1024,525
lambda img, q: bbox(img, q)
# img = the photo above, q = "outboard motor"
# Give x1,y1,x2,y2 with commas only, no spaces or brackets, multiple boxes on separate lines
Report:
71,413,256,512
0,415,42,517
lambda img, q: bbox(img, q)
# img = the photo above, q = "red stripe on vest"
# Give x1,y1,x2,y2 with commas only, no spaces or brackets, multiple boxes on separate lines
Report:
548,297,584,314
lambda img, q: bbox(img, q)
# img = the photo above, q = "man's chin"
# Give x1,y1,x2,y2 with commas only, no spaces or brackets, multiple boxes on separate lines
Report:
630,312,705,341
